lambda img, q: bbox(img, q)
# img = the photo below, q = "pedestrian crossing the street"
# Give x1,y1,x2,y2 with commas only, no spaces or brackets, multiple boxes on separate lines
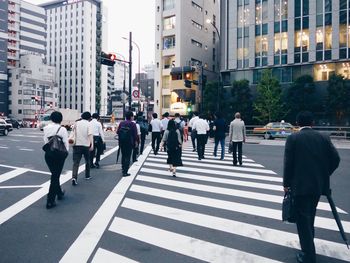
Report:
67,141,350,263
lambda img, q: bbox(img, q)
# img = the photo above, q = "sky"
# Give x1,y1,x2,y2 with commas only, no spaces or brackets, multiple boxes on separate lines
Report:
27,0,155,73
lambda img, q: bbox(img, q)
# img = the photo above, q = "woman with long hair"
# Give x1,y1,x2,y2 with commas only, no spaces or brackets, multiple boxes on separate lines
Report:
160,119,183,177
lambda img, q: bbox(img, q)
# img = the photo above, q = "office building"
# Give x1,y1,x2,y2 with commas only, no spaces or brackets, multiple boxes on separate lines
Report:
0,0,9,115
8,54,57,120
41,0,107,113
221,0,350,86
155,0,220,115
0,0,47,115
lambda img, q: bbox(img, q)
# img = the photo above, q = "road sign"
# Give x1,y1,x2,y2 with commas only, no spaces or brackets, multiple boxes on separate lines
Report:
132,90,139,98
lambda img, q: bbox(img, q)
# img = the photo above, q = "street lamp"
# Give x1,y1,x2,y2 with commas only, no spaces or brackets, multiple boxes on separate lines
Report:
112,52,127,118
206,18,221,112
122,36,141,112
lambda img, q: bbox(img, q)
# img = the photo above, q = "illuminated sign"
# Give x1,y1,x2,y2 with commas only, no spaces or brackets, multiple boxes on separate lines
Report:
170,102,187,114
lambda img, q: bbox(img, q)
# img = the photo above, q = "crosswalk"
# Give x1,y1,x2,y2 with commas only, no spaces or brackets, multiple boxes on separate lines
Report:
82,142,350,262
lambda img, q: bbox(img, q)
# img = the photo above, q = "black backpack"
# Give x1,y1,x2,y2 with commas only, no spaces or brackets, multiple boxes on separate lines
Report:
42,126,68,159
138,120,149,134
118,125,132,146
167,130,179,151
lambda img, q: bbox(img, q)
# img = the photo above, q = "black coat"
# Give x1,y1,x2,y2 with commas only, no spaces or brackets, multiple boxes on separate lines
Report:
283,128,340,196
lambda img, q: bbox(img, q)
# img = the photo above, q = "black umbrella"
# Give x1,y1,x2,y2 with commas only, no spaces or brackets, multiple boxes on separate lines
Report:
326,189,349,249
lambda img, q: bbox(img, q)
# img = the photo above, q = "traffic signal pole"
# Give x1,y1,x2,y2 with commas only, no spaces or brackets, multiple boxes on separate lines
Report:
128,32,132,112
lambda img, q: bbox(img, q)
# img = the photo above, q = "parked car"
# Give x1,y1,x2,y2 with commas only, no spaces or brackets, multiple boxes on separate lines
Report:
5,118,20,129
253,121,298,139
0,119,13,136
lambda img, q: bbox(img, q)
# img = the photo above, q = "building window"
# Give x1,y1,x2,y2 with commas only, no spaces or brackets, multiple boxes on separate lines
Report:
191,20,203,30
339,0,350,58
316,0,332,61
163,0,175,10
163,35,175,49
191,39,202,48
294,0,310,63
274,0,288,65
191,1,202,12
255,0,268,67
238,1,250,68
163,16,176,30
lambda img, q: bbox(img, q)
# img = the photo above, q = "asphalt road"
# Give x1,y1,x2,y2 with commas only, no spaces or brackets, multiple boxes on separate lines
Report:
0,129,349,263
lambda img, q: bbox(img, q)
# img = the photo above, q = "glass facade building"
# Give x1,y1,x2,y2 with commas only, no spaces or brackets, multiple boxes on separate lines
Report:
221,0,350,85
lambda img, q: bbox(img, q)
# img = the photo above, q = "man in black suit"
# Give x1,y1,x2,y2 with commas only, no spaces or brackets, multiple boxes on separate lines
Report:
283,111,340,263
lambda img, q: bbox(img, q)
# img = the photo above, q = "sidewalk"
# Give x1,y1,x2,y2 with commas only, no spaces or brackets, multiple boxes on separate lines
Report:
245,137,350,149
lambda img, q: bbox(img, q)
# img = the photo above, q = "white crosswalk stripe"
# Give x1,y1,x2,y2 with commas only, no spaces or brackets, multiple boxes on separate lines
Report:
87,141,350,262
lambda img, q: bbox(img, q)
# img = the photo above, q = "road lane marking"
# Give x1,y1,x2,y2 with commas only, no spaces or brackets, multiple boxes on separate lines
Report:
0,146,118,226
159,151,256,162
18,148,34,152
139,167,346,214
0,185,41,189
129,184,350,233
109,217,283,263
150,155,264,167
0,146,9,149
0,168,29,183
59,146,151,263
0,164,50,175
92,248,139,263
121,198,350,262
141,167,281,191
143,162,280,181
136,174,343,214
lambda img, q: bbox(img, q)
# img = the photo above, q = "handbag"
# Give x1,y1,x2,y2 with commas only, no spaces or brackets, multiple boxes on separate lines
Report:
42,126,68,159
228,142,233,153
68,124,76,145
282,189,296,223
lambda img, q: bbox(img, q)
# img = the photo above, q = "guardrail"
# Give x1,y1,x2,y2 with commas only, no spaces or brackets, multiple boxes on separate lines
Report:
245,125,350,140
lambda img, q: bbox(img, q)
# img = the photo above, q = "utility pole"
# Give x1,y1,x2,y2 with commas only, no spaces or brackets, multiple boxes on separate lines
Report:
128,32,132,112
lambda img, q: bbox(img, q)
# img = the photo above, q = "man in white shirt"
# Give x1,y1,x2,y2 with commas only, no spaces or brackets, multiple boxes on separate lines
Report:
132,119,141,162
150,112,163,155
71,111,94,185
90,113,105,168
228,112,246,166
192,114,209,160
160,112,169,151
188,112,199,152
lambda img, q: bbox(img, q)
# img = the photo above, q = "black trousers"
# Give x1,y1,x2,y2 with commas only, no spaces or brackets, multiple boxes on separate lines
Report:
90,136,103,165
197,134,207,159
45,153,66,203
151,132,161,154
295,195,320,263
232,141,243,165
121,144,133,174
140,132,147,154
72,146,90,179
191,130,197,150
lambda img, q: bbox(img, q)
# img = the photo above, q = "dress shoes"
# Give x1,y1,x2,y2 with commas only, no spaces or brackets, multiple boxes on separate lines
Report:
122,173,131,177
57,190,65,200
46,202,57,209
296,252,316,263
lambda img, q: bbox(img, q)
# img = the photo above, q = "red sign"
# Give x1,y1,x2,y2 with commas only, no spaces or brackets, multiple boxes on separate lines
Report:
132,90,139,98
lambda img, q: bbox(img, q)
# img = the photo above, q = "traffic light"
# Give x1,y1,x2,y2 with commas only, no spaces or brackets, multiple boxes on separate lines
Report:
187,105,192,113
101,51,116,66
184,79,192,88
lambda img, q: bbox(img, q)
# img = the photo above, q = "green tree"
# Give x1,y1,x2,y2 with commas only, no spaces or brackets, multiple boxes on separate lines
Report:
203,81,219,113
253,69,285,124
229,79,253,123
285,75,316,122
327,74,350,125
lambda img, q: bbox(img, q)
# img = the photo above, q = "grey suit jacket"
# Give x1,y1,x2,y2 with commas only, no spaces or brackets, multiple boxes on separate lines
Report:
228,119,246,142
